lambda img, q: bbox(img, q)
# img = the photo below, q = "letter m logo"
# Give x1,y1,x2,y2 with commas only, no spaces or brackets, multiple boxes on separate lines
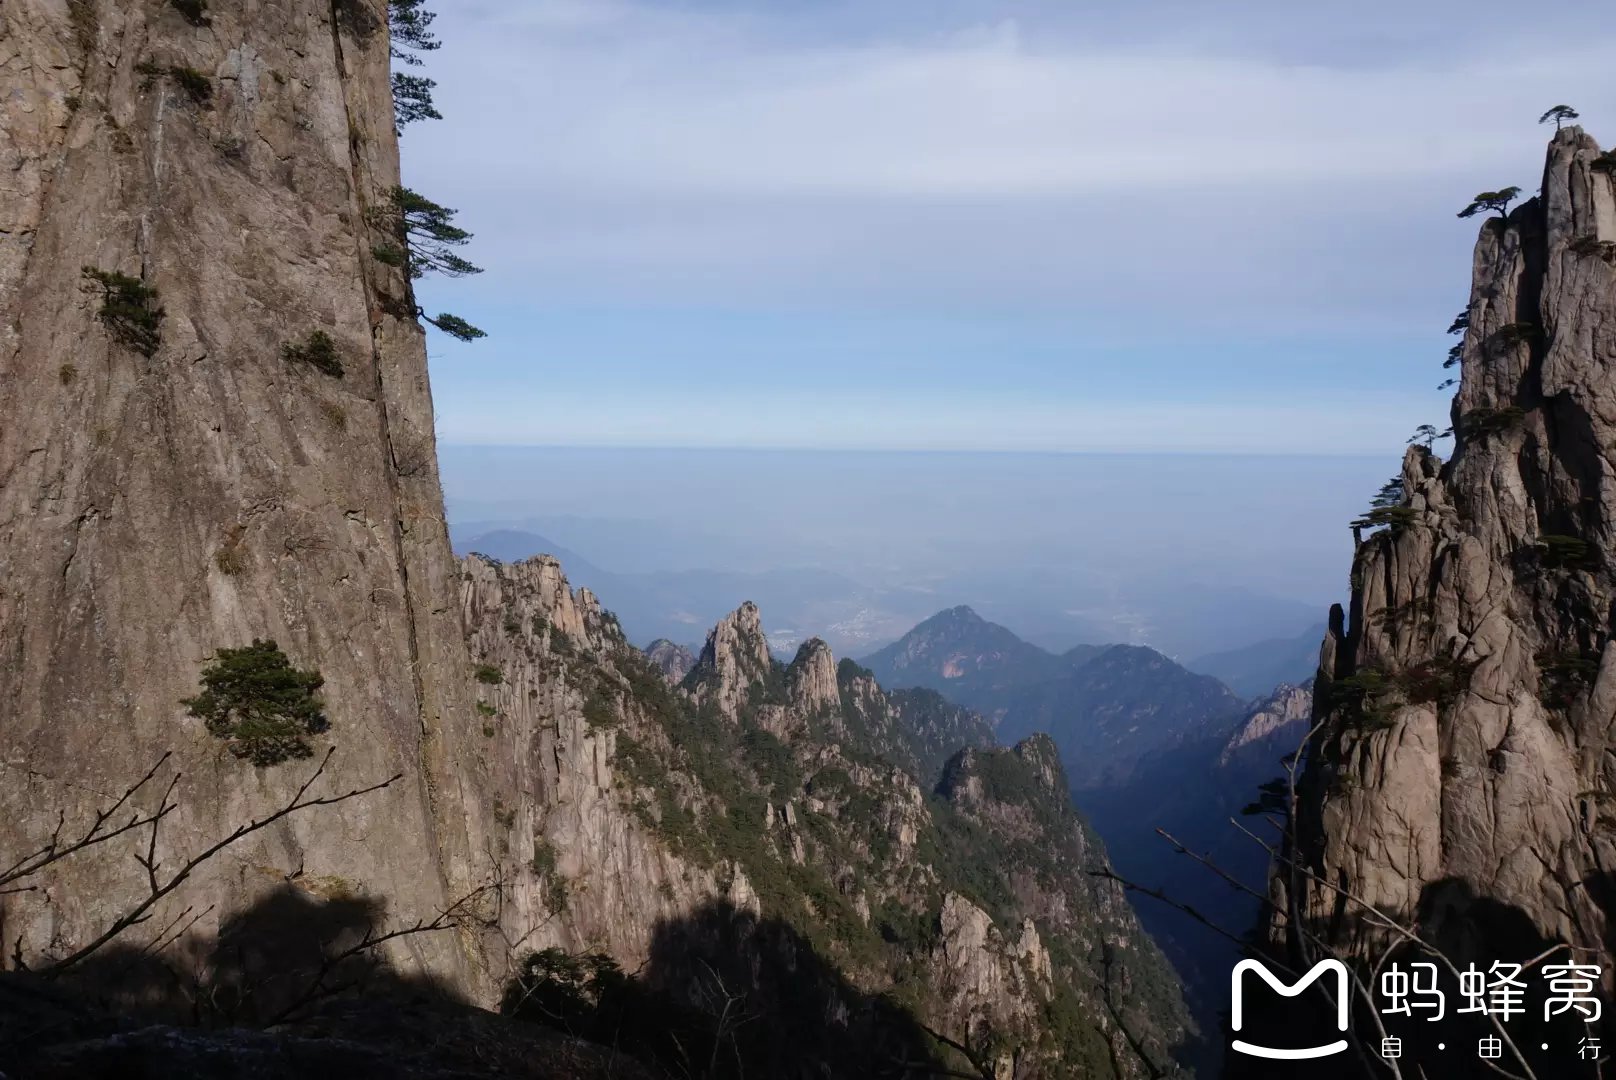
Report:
1230,958,1351,1060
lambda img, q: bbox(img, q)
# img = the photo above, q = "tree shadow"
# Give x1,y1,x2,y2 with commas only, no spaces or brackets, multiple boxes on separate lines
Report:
0,883,467,1077
502,899,957,1079
61,883,462,1026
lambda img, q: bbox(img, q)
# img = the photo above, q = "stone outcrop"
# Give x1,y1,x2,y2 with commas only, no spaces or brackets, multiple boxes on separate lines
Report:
681,600,772,720
643,638,695,683
1260,127,1616,1073
0,0,480,988
786,637,840,715
456,555,740,983
1217,682,1311,767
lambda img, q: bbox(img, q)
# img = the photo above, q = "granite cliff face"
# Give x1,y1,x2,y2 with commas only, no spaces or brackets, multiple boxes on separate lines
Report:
682,600,772,721
1261,127,1616,1073
0,0,479,985
1217,682,1312,769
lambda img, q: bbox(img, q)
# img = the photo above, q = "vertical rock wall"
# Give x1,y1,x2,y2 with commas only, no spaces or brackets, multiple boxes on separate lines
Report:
1278,127,1616,994
0,0,480,987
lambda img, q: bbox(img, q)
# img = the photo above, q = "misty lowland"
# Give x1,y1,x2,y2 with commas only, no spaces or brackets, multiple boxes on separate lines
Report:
2,2,1614,1079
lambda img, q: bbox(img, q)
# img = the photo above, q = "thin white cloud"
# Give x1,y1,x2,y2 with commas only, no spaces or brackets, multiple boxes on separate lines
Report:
409,1,1613,328
420,4,1610,199
436,385,1437,455
407,1,1614,451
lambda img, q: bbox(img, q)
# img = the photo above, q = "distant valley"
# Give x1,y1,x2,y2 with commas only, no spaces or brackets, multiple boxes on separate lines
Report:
453,522,1330,1052
859,603,1315,1058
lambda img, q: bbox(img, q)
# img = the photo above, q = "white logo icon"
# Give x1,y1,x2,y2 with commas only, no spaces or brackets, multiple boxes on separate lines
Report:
1231,959,1351,1060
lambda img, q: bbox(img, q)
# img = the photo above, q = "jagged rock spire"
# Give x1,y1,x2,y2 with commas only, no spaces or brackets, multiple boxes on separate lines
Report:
787,638,840,716
1273,128,1616,1037
684,601,774,720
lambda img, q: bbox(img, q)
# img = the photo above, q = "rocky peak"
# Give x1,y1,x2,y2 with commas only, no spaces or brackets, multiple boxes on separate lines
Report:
1269,127,1616,1070
462,555,619,655
786,638,840,715
865,604,1026,676
644,639,697,683
1010,733,1067,794
1217,681,1312,767
682,601,775,720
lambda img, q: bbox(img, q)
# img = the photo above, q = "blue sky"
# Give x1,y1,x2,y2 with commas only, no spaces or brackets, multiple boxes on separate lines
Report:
403,0,1613,453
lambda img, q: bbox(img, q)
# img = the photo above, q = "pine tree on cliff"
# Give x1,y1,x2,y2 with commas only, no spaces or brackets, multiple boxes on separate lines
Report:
1457,186,1521,222
1539,104,1579,130
379,1,486,342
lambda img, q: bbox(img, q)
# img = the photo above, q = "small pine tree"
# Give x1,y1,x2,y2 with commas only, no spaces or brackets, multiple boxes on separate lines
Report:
388,0,440,60
1538,105,1579,131
425,312,487,342
392,72,441,130
1458,187,1521,223
183,640,329,766
282,330,345,378
1351,478,1414,532
370,186,486,341
372,187,480,278
81,267,165,356
388,0,441,131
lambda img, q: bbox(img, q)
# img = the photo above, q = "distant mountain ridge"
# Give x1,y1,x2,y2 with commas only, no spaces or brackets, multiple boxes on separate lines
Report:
451,527,918,657
858,606,1079,713
1186,621,1324,699
861,606,1242,789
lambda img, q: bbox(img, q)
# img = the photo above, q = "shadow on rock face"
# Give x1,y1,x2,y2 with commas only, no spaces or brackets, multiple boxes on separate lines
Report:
0,884,660,1079
502,900,957,1080
39,882,460,1028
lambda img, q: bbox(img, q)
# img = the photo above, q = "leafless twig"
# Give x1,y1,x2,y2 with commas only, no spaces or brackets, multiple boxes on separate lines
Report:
23,748,402,976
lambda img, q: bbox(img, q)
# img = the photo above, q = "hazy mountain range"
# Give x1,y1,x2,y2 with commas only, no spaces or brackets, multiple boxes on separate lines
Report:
450,525,1325,665
860,606,1247,789
1186,623,1324,698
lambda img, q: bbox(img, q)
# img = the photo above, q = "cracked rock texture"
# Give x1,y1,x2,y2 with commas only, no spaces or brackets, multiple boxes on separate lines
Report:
681,600,772,721
0,0,481,989
1272,127,1616,1024
642,638,695,683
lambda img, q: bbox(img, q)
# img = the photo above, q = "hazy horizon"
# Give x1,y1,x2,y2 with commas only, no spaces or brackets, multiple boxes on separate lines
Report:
441,444,1388,659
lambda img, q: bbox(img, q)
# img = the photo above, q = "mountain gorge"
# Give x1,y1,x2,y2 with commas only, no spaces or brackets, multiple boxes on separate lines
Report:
866,607,1315,1064
0,3,1194,1076
1085,684,1312,1042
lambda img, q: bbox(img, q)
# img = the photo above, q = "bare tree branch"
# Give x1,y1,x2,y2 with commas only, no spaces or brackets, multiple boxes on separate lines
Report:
267,881,498,1024
31,748,403,976
1087,867,1273,965
0,753,177,890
